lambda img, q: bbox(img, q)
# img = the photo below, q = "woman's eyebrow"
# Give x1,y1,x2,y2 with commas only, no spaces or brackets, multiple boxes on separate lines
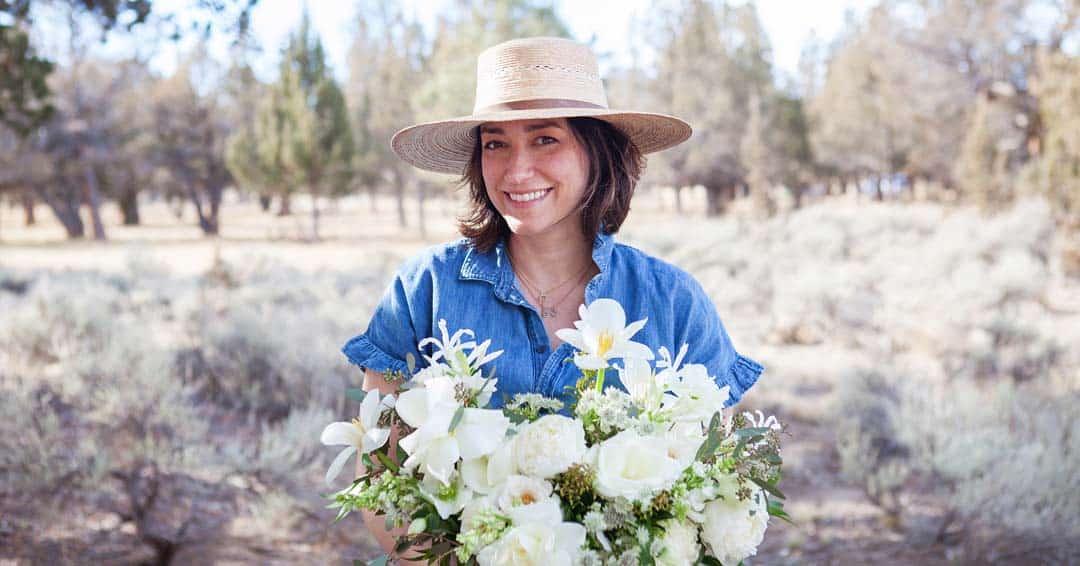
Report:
479,121,563,135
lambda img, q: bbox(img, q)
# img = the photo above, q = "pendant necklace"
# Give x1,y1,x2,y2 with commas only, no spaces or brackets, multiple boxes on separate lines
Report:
510,254,592,319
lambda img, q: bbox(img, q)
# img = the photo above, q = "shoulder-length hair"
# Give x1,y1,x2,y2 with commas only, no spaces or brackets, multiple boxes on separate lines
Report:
457,117,645,252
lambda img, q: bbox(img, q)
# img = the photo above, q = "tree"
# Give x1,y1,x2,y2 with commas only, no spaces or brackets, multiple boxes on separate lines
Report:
647,0,774,215
272,11,353,240
150,49,232,236
1023,48,1080,228
741,93,775,217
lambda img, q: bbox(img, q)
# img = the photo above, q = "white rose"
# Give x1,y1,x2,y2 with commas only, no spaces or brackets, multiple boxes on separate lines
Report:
592,429,682,502
477,521,586,566
700,486,769,566
657,519,701,566
512,415,587,478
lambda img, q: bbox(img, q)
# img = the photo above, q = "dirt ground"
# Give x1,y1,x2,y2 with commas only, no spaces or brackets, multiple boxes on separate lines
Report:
0,192,1070,565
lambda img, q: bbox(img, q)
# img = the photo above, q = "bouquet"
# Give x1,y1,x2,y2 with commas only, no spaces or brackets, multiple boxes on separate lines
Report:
321,299,788,565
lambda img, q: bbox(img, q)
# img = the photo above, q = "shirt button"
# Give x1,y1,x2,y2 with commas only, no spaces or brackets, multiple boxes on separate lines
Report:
535,346,546,353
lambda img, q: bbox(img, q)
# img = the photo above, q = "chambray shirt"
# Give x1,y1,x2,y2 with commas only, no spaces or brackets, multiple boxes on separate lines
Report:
342,232,763,408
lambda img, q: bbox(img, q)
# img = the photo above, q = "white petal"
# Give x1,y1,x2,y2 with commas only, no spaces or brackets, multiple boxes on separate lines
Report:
321,421,362,447
610,340,655,361
554,328,586,351
587,298,626,331
361,427,391,453
325,446,357,484
622,317,647,339
358,390,382,429
398,429,424,456
574,354,609,371
395,389,429,428
456,409,511,460
424,436,461,485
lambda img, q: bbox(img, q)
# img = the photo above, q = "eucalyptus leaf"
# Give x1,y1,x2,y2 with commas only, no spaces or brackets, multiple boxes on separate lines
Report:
346,388,368,402
448,406,465,433
406,352,416,374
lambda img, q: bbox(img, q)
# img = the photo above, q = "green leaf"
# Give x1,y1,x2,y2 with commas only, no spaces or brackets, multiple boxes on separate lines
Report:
750,476,786,500
374,450,399,473
406,352,416,374
448,406,465,433
346,388,368,402
699,555,723,566
368,554,389,566
767,498,795,525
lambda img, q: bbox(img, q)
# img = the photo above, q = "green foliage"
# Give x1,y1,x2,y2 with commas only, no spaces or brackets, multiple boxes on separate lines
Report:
0,24,54,136
1023,50,1080,229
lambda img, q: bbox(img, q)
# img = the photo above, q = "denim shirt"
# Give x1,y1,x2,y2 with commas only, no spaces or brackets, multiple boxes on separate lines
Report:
342,232,763,408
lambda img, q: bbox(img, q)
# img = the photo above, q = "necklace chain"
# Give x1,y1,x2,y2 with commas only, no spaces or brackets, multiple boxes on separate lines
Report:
509,251,592,319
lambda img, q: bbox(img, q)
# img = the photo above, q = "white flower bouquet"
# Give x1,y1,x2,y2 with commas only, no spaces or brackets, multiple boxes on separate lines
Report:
321,299,788,565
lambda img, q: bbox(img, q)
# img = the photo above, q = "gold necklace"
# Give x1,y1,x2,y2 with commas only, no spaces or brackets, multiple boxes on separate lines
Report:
510,253,591,319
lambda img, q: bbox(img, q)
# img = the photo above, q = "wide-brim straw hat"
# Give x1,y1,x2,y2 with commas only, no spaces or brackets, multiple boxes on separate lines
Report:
391,37,692,175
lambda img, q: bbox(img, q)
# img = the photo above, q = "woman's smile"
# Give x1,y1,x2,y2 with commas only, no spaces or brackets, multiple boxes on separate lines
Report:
504,187,553,204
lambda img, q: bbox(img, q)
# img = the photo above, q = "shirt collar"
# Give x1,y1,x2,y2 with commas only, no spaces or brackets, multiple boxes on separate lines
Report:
459,231,615,292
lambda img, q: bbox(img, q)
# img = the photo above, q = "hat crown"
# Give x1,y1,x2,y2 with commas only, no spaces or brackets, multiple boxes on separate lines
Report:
473,37,609,113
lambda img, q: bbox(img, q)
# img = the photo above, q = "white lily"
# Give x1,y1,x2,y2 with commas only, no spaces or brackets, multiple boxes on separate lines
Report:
616,357,666,412
396,377,511,486
419,319,504,377
555,298,653,370
320,390,395,484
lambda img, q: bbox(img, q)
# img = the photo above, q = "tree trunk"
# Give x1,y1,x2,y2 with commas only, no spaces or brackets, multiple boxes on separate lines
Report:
367,184,378,213
873,176,884,201
22,192,35,225
310,184,321,241
704,185,724,216
258,194,272,212
416,179,427,239
673,185,683,213
188,185,220,236
119,187,140,225
395,172,408,228
37,184,85,238
278,192,292,216
82,161,107,240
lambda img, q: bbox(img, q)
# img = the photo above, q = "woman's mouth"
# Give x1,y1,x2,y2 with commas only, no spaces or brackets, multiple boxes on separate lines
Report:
506,188,552,203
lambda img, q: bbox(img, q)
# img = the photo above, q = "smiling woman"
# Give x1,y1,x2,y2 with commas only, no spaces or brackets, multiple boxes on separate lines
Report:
340,36,763,562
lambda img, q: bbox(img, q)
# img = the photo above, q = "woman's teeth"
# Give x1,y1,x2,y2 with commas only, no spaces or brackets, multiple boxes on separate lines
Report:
508,189,550,202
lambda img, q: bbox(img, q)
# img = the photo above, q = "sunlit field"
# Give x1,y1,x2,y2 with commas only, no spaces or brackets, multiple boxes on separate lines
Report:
2,191,1077,564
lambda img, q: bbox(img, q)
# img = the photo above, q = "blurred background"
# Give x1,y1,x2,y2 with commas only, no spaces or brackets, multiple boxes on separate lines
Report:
1,0,1078,564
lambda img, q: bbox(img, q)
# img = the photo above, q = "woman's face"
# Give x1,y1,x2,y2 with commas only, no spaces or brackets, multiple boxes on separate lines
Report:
479,118,589,239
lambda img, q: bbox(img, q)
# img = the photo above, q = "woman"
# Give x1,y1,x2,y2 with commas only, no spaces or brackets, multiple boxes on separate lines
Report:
344,37,763,561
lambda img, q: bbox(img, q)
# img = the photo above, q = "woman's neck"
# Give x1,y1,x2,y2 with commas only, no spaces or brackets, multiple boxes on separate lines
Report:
507,227,595,291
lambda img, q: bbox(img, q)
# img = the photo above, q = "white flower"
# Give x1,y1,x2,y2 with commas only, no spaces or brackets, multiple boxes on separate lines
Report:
495,475,563,526
419,319,503,378
743,409,782,431
512,415,587,478
320,390,395,484
418,474,474,520
657,519,701,566
700,486,769,566
477,521,586,566
555,298,653,370
591,429,683,502
662,362,730,426
396,377,511,485
662,422,706,470
616,357,666,412
461,441,517,494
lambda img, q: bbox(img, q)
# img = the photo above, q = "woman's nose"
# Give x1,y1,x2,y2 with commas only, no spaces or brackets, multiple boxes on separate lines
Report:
504,147,535,184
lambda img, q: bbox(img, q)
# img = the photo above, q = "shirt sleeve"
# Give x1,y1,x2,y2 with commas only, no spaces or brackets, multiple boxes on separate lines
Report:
675,273,764,407
341,261,429,376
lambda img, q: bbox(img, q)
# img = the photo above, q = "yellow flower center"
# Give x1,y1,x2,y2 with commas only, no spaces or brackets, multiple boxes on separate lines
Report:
597,330,615,358
351,417,365,432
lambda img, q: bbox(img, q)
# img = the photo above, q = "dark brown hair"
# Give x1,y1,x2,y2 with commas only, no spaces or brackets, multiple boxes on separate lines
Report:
457,117,645,252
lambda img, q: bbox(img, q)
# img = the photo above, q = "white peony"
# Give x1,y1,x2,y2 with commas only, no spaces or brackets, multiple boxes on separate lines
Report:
495,475,563,526
320,390,395,484
699,486,769,566
657,519,701,566
555,298,653,370
592,429,683,502
512,415,587,478
476,521,586,566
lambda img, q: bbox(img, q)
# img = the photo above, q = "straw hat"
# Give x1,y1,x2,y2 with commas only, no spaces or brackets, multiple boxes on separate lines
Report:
391,37,692,175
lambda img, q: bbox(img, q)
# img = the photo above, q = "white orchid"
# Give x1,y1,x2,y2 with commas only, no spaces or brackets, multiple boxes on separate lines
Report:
396,377,511,486
320,390,395,484
555,298,653,370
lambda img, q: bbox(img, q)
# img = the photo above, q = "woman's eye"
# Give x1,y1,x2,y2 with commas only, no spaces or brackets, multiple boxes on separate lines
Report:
536,136,558,145
482,140,504,150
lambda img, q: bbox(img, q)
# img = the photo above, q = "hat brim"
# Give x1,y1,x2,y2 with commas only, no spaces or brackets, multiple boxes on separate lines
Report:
390,107,692,175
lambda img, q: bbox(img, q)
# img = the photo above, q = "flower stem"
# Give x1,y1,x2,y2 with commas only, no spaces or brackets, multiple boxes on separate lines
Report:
595,367,606,392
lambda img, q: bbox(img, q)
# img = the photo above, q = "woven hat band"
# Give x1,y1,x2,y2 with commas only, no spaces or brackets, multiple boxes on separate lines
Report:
473,37,608,113
473,98,607,115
